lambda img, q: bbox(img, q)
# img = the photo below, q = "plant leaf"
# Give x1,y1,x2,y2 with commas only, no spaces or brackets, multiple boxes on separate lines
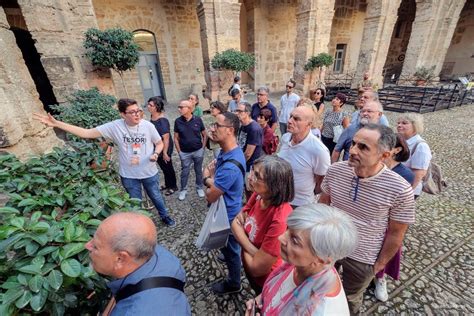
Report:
30,289,47,311
46,270,63,291
18,264,42,275
28,275,45,293
10,217,25,229
2,288,23,306
30,221,50,232
0,206,20,214
60,259,82,277
14,290,32,309
64,222,75,242
60,243,85,259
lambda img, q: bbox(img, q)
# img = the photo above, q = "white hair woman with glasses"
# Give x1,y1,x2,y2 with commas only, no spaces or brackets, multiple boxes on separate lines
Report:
397,113,432,198
245,203,358,316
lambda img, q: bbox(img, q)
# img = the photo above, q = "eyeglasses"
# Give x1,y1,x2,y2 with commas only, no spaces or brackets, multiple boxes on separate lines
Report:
234,109,245,113
125,110,144,116
289,114,303,121
257,93,267,96
286,85,294,89
360,109,379,114
249,166,264,182
210,122,232,129
178,106,189,109
349,176,360,202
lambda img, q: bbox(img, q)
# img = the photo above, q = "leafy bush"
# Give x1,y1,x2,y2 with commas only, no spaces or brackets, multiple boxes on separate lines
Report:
50,88,118,130
304,53,334,71
211,49,256,72
0,143,143,315
414,66,436,81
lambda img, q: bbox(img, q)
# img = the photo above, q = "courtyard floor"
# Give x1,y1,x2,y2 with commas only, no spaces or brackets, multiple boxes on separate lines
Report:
154,95,473,315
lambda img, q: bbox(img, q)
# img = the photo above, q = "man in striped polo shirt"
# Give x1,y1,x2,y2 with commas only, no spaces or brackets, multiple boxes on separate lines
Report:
320,124,415,315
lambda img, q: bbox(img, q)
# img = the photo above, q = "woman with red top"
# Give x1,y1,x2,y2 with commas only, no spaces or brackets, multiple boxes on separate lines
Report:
232,155,295,294
256,108,278,155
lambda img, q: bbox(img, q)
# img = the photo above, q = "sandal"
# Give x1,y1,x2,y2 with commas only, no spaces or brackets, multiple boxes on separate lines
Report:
165,188,175,196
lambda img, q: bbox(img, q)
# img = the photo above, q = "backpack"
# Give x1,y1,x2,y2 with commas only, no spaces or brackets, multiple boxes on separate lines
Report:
228,84,234,96
412,141,447,195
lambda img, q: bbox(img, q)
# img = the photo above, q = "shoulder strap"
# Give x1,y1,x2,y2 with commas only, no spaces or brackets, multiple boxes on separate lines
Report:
411,140,426,157
115,276,185,303
223,159,245,177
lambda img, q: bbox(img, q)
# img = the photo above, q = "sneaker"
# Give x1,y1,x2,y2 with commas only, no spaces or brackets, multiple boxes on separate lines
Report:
374,276,388,302
197,188,205,198
211,280,242,295
178,190,187,201
161,216,176,227
216,252,225,264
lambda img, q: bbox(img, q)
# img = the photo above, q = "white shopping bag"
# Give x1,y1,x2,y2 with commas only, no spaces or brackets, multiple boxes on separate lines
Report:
195,196,231,251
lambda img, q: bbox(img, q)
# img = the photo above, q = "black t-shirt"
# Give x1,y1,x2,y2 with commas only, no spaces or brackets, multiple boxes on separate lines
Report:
150,117,173,156
174,115,205,153
238,120,263,171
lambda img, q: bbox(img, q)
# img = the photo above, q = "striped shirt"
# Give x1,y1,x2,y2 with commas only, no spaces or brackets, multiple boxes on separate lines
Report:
321,161,415,265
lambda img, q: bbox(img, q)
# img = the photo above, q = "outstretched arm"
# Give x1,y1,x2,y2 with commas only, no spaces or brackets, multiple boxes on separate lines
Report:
33,113,102,139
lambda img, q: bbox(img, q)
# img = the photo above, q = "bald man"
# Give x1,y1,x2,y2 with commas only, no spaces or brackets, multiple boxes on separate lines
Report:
86,212,190,315
278,106,330,207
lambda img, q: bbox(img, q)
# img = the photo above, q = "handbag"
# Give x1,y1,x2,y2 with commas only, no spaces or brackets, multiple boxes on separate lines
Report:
195,196,231,251
412,141,447,195
333,125,344,143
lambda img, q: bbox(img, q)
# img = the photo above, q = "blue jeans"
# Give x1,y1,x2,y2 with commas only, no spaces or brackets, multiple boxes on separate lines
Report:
221,233,241,287
179,148,204,190
121,173,168,218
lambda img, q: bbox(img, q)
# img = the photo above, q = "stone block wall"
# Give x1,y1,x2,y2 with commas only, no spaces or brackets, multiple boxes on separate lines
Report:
93,0,206,103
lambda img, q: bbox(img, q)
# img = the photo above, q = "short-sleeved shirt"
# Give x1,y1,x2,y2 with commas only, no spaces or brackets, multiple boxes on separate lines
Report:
174,115,205,153
251,102,278,127
403,134,432,195
214,147,246,222
321,111,350,138
279,93,300,123
242,193,293,287
334,124,359,161
392,163,415,186
238,121,263,171
150,117,173,156
278,131,331,206
321,161,415,265
97,119,161,179
350,111,390,127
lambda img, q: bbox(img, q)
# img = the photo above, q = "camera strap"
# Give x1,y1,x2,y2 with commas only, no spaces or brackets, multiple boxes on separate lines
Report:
115,276,185,302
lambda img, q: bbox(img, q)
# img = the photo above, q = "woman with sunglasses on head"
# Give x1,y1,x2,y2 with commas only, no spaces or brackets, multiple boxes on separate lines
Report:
232,156,294,295
147,97,179,196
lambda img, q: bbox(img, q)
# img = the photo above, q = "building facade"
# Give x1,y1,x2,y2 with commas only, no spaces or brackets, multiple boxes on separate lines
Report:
0,0,472,158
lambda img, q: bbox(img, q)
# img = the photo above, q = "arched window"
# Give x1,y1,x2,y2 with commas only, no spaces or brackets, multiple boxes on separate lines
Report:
133,30,157,52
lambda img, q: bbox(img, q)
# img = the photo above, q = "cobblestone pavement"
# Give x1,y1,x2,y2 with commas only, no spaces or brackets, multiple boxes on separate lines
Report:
152,96,473,315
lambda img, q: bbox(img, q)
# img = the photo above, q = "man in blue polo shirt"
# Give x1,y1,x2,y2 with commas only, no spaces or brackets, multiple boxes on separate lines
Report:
174,100,207,201
203,112,245,295
250,86,278,132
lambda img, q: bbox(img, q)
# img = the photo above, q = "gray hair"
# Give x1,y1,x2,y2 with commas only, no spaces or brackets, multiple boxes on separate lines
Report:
397,113,424,134
360,123,396,152
361,90,379,102
253,155,295,206
110,229,156,262
257,86,270,94
239,101,252,113
287,204,358,264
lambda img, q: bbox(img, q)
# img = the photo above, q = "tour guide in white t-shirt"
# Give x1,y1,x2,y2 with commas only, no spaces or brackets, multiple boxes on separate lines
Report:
319,124,415,315
278,106,330,207
34,98,176,227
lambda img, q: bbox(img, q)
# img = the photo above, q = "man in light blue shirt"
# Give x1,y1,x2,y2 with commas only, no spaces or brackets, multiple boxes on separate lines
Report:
350,90,389,127
278,79,300,135
86,212,190,315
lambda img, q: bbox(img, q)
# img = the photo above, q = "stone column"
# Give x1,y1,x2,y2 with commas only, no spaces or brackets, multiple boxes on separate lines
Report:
0,10,62,159
400,0,467,79
197,0,241,101
293,0,336,95
18,0,114,102
353,0,402,89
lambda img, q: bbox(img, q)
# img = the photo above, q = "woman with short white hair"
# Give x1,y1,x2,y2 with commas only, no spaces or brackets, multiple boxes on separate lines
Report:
397,113,432,198
245,203,358,316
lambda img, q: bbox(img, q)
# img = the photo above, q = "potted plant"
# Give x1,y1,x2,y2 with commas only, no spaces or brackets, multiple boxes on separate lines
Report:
414,66,435,86
211,49,255,98
304,53,334,86
50,88,119,169
83,28,140,97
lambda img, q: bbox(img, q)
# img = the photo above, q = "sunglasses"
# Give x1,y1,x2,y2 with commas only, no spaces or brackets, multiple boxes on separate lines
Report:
286,85,294,89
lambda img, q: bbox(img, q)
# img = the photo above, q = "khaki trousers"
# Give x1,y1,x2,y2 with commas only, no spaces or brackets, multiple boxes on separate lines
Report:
336,257,375,315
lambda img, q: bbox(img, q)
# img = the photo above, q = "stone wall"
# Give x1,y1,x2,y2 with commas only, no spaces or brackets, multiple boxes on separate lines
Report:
441,0,474,79
0,9,62,159
93,0,206,103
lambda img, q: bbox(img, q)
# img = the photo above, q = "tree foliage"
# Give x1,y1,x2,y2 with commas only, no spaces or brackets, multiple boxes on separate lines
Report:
211,49,256,72
83,28,139,74
0,143,144,315
304,53,334,71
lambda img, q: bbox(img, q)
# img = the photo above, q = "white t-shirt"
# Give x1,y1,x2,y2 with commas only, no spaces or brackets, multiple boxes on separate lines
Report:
96,119,161,179
279,93,301,123
267,269,350,316
278,131,330,206
403,134,432,195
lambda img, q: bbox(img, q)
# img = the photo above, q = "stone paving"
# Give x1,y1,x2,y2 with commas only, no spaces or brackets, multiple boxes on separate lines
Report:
151,95,473,315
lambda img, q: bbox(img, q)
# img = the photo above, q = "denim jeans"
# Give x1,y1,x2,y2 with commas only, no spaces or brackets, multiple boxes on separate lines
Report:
179,148,204,191
221,234,241,287
121,173,168,218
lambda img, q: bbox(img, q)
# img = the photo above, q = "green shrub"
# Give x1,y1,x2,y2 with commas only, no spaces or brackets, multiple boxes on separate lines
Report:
304,53,334,71
0,143,144,315
211,49,256,72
